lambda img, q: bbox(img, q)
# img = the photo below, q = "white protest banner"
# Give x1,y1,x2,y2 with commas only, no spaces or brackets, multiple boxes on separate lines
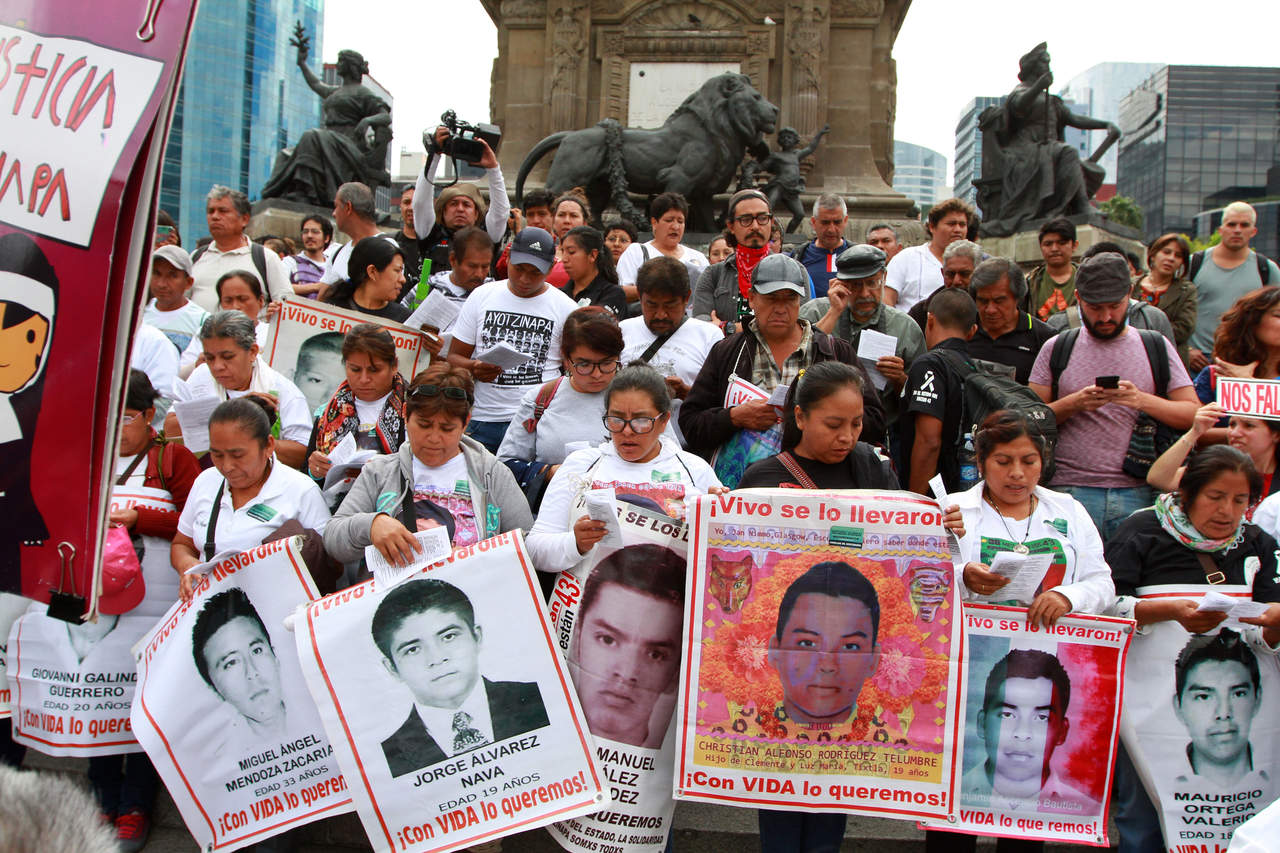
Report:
295,531,606,853
547,504,690,853
262,296,428,413
132,538,351,852
0,593,34,718
1119,585,1280,853
920,604,1132,846
675,490,962,821
1215,377,1280,421
8,604,153,755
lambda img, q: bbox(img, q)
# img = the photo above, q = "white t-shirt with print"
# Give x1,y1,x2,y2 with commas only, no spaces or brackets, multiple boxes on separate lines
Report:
144,299,209,354
410,454,477,547
451,280,577,422
620,315,722,448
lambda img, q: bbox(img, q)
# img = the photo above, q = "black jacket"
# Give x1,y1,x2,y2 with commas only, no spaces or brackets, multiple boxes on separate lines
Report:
678,326,885,459
380,678,549,778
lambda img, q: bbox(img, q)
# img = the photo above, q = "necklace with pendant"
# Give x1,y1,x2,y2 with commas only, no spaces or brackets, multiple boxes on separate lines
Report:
986,491,1037,554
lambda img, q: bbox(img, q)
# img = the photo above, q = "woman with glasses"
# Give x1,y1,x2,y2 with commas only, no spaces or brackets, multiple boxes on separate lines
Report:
559,226,627,317
324,363,532,571
306,324,408,506
498,308,623,512
527,363,726,574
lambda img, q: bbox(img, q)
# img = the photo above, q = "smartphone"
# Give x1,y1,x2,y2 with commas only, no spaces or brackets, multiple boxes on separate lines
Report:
1095,375,1120,389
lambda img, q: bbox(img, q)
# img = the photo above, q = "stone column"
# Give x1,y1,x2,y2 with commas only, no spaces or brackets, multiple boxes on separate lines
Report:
546,0,589,132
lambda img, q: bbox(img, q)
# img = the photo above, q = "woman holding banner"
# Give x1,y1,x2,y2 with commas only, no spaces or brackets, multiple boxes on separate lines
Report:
306,324,407,492
738,362,896,491
172,397,331,601
179,271,272,378
323,363,532,572
322,236,411,323
1148,402,1280,518
167,310,313,469
526,363,725,574
89,369,202,849
497,307,622,512
1105,446,1280,852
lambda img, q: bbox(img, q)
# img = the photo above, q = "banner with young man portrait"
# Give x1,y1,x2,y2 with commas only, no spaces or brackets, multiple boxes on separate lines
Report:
294,531,606,853
675,490,962,821
1119,585,1280,853
547,501,690,853
262,296,429,414
920,604,1131,846
132,538,351,852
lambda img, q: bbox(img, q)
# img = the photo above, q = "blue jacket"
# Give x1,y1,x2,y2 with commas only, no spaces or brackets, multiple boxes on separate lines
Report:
792,239,849,298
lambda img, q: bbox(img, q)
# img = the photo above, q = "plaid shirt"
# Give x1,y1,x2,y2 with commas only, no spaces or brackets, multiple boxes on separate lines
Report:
748,319,814,395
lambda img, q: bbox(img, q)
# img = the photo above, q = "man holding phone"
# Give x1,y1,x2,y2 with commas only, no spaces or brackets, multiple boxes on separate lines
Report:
1028,253,1200,539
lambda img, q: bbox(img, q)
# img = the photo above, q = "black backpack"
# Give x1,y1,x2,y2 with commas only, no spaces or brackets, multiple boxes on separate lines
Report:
938,350,1059,483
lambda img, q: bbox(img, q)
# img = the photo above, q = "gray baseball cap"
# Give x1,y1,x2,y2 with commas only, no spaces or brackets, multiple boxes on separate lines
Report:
509,227,556,274
1075,252,1131,304
152,244,193,275
750,254,808,296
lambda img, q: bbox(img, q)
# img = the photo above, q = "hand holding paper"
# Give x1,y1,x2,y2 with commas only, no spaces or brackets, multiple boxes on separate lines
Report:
583,488,624,550
474,341,535,370
365,526,452,589
977,551,1053,604
857,329,897,391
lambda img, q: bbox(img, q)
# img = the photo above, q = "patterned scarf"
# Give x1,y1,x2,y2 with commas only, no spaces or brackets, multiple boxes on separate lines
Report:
734,244,770,299
1153,491,1244,553
314,372,407,455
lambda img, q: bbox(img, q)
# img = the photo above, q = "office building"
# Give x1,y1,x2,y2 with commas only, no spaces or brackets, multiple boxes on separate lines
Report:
1058,62,1162,198
954,96,1002,208
1118,65,1280,244
159,0,325,244
893,141,948,211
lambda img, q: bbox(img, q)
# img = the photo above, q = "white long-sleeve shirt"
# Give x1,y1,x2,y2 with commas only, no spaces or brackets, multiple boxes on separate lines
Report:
526,437,720,574
952,482,1115,615
413,154,510,244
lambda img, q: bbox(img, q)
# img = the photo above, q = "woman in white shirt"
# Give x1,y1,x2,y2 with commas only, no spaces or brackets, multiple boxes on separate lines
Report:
172,397,331,601
167,310,312,469
527,363,726,574
497,308,622,511
615,192,710,303
179,270,270,377
953,410,1114,624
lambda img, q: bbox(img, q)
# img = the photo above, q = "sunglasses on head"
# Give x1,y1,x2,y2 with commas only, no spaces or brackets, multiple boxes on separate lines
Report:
409,384,473,404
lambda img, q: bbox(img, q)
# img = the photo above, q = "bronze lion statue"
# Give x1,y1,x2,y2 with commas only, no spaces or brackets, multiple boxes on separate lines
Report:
515,73,779,231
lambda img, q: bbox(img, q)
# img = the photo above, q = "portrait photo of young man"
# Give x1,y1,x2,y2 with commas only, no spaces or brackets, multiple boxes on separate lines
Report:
1172,629,1262,789
371,578,549,778
192,588,288,742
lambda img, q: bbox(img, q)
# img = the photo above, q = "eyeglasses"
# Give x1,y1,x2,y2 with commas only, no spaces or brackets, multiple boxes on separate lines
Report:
120,412,143,425
571,358,621,376
733,212,773,227
409,384,473,404
603,415,659,434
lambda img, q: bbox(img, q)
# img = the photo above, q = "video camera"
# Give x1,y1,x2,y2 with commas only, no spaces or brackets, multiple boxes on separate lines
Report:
431,110,502,166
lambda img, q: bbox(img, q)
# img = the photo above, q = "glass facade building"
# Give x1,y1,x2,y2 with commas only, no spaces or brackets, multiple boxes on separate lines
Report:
892,141,948,210
1058,62,1163,191
954,96,1002,208
159,0,325,244
1118,65,1280,244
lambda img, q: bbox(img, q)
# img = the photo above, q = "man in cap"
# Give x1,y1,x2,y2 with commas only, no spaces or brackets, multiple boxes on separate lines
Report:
801,244,923,425
681,254,884,487
449,227,577,453
1029,253,1198,538
143,245,208,355
413,125,510,277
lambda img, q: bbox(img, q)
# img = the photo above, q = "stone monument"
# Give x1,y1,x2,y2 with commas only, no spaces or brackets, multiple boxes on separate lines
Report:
482,0,916,225
260,24,393,208
975,42,1121,238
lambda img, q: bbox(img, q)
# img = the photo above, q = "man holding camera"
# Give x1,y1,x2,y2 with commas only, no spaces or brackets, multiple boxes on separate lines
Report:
413,124,510,277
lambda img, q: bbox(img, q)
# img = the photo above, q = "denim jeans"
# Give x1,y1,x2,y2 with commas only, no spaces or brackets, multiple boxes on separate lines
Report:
1056,485,1153,541
465,420,510,455
1113,745,1164,853
758,809,846,853
87,752,160,815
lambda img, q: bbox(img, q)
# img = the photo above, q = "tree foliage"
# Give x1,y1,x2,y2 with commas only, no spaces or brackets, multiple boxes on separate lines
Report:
1098,195,1144,229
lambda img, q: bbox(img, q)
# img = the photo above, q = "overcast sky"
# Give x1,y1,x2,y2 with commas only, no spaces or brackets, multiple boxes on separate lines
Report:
324,0,1280,185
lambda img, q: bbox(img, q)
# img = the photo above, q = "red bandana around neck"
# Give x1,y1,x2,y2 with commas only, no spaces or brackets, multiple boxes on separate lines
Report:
735,244,770,298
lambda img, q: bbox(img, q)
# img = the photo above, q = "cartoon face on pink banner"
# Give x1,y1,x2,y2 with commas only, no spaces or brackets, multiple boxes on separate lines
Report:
675,491,962,821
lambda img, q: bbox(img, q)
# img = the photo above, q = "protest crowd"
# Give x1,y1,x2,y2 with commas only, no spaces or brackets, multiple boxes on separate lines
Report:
10,115,1280,853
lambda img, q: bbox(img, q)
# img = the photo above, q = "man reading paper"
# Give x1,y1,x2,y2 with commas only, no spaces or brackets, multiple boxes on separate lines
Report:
371,578,549,777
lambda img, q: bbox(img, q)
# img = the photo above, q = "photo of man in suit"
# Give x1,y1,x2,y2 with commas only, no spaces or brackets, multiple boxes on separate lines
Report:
371,578,549,778
767,561,881,727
